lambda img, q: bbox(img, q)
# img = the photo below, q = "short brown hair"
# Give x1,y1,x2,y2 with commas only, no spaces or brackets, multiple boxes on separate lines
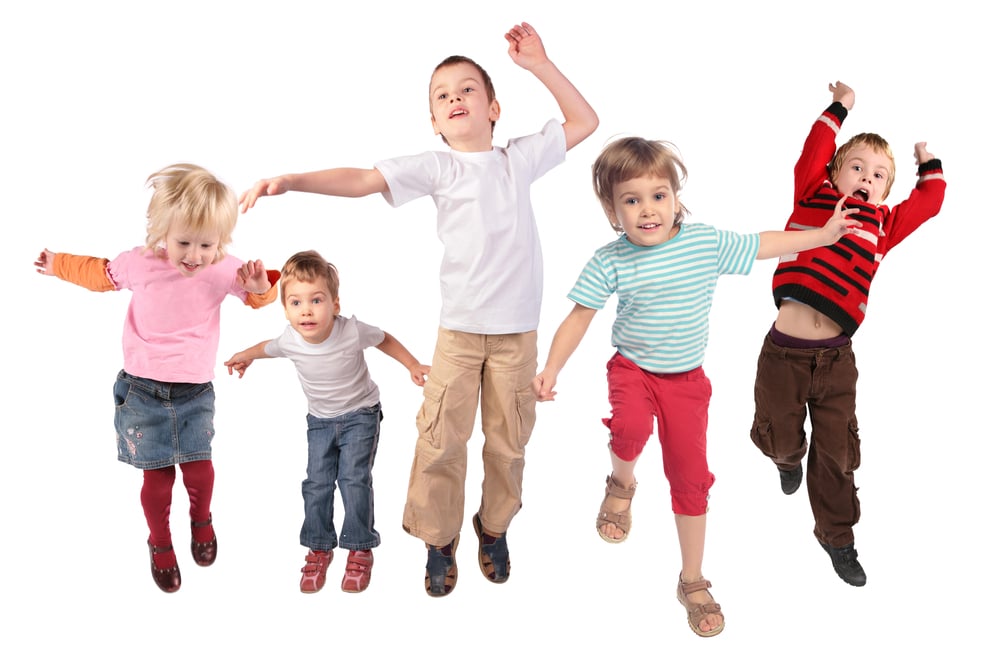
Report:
430,55,497,145
279,250,339,304
592,137,691,233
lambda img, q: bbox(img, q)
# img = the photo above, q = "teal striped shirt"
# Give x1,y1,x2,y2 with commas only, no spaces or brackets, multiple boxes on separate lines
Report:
568,223,760,373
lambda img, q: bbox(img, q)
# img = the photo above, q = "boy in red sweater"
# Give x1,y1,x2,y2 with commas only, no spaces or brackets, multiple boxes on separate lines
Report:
750,81,946,586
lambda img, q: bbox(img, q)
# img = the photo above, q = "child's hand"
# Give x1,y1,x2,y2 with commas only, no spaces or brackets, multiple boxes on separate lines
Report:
823,195,861,242
239,175,292,213
34,248,56,276
914,142,935,164
532,369,558,402
238,259,270,294
409,363,431,387
505,22,549,71
828,80,855,110
223,353,253,378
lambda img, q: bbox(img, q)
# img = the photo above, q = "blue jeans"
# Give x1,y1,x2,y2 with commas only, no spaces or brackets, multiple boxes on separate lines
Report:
301,404,382,551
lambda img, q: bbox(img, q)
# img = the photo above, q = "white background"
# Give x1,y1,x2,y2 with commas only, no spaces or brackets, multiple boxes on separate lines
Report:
3,1,995,664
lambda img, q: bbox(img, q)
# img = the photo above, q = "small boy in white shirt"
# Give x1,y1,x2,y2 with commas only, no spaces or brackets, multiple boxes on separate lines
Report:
225,250,428,594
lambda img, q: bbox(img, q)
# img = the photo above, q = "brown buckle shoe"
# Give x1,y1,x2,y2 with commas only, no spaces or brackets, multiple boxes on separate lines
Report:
190,515,217,567
300,549,333,593
147,541,181,593
341,550,374,593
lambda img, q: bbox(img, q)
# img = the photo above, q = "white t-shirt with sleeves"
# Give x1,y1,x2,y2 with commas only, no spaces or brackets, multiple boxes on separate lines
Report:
264,315,384,419
374,118,566,334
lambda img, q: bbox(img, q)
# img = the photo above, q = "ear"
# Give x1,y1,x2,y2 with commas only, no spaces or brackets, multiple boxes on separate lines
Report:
490,99,501,122
603,205,621,231
333,297,341,316
431,113,441,136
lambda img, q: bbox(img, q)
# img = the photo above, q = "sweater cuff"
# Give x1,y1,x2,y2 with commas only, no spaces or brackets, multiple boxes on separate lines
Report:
825,102,849,124
245,269,281,309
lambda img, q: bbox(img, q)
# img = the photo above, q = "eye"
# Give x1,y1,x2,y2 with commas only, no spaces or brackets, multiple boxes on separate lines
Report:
874,172,885,179
463,86,473,93
654,193,666,201
291,299,300,306
851,165,862,172
624,197,638,206
312,297,322,304
437,93,447,100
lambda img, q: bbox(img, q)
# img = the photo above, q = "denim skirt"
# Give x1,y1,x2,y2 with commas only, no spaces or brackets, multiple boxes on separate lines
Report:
113,370,216,470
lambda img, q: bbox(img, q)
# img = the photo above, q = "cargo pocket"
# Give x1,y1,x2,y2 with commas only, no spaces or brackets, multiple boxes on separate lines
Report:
750,416,777,459
415,377,446,450
513,386,537,451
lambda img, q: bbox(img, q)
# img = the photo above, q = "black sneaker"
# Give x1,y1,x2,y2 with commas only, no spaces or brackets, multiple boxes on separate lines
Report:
819,541,867,587
778,463,803,495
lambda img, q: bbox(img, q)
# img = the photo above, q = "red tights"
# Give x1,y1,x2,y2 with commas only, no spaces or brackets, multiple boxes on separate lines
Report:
141,460,215,549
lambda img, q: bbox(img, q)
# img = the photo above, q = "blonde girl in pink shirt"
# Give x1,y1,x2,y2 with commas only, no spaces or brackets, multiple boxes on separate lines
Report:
34,164,277,593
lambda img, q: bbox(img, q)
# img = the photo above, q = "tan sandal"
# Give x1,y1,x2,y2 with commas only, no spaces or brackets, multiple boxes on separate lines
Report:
676,576,725,637
596,474,636,543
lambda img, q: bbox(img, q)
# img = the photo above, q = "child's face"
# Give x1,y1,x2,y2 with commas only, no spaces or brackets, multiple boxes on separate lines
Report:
164,225,220,277
282,277,340,344
429,62,499,151
608,175,682,247
832,145,892,205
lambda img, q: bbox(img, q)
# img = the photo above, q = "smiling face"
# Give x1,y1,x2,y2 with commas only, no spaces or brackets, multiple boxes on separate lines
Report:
608,175,683,247
429,60,500,152
832,144,893,205
163,225,221,277
282,277,340,344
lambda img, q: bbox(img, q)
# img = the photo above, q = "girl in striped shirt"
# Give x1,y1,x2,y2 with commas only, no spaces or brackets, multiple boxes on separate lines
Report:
532,137,857,637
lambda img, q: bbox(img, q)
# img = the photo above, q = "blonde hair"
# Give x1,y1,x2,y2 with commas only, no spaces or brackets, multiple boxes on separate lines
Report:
144,163,237,261
279,250,340,304
592,137,691,233
829,132,896,202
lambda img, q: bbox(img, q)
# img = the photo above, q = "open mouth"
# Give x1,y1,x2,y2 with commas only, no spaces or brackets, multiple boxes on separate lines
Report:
639,223,661,230
852,188,869,202
449,109,468,119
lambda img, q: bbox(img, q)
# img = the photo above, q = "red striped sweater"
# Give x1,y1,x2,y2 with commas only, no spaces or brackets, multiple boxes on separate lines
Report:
771,102,946,336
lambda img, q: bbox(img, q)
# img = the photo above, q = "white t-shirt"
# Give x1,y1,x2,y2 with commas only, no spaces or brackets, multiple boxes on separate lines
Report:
375,118,566,334
264,315,384,419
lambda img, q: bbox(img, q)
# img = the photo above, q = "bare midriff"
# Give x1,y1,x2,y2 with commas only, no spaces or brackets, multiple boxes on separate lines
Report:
774,300,845,339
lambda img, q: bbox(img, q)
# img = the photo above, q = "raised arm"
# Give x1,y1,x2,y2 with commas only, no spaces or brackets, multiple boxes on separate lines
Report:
376,332,430,386
829,80,855,111
223,341,273,378
239,168,388,213
757,196,860,260
505,22,599,151
532,303,598,401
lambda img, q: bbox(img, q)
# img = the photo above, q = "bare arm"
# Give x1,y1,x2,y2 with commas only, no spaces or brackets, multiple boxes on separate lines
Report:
223,341,273,378
376,332,430,387
532,303,598,401
239,168,388,213
505,22,599,151
757,196,860,260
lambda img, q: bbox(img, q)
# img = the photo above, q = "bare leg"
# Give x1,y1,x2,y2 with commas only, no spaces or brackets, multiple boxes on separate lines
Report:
598,451,638,541
676,513,723,634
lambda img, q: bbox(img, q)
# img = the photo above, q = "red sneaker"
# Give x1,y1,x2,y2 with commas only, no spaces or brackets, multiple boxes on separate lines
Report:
341,550,374,593
300,549,333,593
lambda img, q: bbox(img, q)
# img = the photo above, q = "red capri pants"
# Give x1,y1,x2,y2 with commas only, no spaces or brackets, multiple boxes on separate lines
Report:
603,353,714,516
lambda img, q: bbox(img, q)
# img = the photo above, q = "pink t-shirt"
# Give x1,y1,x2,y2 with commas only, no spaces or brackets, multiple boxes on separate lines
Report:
107,247,249,383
